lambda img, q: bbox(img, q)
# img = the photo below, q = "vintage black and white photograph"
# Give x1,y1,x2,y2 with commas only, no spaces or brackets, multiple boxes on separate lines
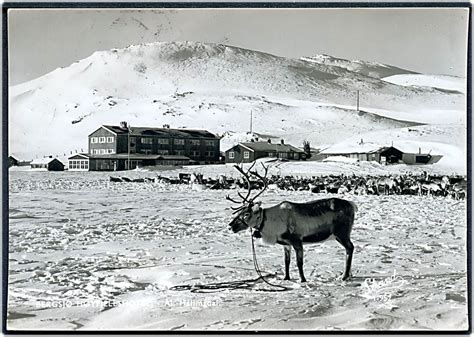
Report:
5,5,470,332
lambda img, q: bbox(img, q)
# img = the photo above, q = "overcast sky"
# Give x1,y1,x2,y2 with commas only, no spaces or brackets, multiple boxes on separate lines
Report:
8,7,469,85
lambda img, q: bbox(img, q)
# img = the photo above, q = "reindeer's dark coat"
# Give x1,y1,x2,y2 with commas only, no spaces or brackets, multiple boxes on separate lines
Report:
229,197,357,282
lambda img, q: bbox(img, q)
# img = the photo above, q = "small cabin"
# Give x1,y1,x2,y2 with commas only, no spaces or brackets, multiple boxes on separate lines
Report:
8,156,19,167
30,158,65,171
401,153,443,165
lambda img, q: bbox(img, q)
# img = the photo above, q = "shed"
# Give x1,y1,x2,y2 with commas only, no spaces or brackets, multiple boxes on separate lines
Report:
30,158,65,171
378,147,404,164
8,156,19,167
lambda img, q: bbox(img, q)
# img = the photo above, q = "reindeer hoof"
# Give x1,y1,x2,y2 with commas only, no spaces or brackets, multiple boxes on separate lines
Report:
300,278,307,283
284,276,291,281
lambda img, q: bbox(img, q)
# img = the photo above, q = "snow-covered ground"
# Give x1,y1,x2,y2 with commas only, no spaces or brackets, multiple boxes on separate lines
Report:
382,74,466,93
7,41,468,331
8,171,468,331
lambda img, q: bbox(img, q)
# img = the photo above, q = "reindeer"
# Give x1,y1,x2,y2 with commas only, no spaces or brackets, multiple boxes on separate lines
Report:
376,177,398,195
227,163,357,283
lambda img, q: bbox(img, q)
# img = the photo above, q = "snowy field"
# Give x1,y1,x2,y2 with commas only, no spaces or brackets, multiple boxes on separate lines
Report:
8,170,468,331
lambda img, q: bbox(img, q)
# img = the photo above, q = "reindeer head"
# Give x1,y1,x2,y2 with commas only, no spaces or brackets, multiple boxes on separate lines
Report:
226,162,268,233
229,201,263,233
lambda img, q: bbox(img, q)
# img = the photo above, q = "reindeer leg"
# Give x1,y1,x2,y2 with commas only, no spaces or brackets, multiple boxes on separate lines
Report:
284,246,291,280
336,236,354,281
291,240,306,283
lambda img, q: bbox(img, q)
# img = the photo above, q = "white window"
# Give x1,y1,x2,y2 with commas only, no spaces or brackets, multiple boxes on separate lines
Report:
205,151,214,157
243,151,250,159
205,140,215,146
229,151,235,159
107,149,114,154
100,149,106,154
191,151,199,157
175,150,184,156
174,139,185,145
158,138,169,144
99,137,106,143
158,150,169,155
91,137,98,143
190,140,200,146
106,137,114,143
141,138,152,144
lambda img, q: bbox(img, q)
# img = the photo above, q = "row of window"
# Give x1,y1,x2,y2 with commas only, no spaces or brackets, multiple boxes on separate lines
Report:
69,160,89,170
228,151,299,159
91,137,114,144
90,149,115,155
91,136,217,146
229,151,249,159
145,138,216,146
154,150,214,157
347,154,377,160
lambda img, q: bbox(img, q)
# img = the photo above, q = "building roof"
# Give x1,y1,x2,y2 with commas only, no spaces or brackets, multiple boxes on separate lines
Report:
236,141,305,153
100,125,220,139
68,153,90,160
320,142,385,155
31,157,64,165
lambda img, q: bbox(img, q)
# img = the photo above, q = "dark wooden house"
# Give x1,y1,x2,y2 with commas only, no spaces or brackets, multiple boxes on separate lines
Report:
225,140,306,163
8,156,19,167
86,123,220,171
401,151,443,165
30,158,65,171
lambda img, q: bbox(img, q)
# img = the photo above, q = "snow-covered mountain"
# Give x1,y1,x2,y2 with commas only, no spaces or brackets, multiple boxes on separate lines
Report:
301,54,417,79
382,74,466,93
9,41,466,169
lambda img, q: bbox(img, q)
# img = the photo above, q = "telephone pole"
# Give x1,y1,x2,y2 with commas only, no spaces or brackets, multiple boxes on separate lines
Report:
356,90,360,111
249,110,253,134
127,123,131,170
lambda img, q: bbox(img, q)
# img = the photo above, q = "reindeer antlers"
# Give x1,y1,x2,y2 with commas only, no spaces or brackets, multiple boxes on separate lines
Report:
248,163,269,203
226,162,269,208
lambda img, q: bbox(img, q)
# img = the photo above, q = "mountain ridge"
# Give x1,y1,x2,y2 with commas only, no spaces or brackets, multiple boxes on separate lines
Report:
9,41,465,163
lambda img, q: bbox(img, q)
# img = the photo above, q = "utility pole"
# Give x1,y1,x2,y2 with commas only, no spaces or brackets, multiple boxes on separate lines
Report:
356,90,360,111
128,123,131,170
250,110,253,134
